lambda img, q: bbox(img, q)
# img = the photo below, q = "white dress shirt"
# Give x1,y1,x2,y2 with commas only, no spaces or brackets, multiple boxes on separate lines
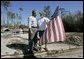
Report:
38,17,50,31
28,16,37,28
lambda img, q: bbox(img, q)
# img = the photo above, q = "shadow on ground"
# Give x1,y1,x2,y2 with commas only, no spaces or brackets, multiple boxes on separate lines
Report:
6,43,37,58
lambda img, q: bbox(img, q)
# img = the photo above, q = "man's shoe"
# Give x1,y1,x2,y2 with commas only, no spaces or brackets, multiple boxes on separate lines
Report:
28,49,33,54
43,48,48,51
33,48,38,51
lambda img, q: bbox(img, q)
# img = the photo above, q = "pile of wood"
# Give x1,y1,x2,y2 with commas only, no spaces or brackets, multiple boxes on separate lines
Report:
65,33,83,46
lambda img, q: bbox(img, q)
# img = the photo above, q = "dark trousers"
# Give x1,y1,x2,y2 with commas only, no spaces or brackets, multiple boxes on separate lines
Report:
28,30,44,51
29,32,38,50
38,30,48,51
28,28,37,50
38,31,44,38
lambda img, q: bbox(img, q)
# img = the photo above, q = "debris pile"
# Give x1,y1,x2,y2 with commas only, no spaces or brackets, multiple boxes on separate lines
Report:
65,33,83,46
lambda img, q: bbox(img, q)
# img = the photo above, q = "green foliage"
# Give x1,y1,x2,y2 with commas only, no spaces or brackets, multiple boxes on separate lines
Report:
62,11,83,32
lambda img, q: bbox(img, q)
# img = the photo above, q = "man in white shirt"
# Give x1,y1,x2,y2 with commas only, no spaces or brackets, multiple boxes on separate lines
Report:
37,11,50,51
28,10,38,52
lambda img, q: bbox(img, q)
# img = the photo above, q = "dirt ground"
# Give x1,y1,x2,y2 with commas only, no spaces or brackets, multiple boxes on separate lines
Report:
1,32,83,58
42,47,83,58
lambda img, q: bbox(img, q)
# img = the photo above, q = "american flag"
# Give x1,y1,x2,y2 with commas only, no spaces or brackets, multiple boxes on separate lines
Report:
39,6,66,45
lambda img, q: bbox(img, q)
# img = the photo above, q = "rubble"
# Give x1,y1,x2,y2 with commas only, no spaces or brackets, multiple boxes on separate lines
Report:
65,33,83,46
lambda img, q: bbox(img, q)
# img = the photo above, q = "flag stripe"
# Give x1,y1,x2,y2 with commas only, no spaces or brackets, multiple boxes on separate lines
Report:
56,16,61,41
51,20,54,42
52,19,57,42
47,25,50,43
60,16,66,41
54,18,60,41
57,16,62,41
59,16,64,41
47,22,51,43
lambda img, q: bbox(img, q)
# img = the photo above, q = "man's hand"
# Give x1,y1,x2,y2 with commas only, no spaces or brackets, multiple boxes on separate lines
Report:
29,28,33,34
37,31,40,40
37,37,40,40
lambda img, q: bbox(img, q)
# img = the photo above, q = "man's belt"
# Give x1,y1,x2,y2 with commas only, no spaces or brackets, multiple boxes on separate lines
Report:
32,26,37,28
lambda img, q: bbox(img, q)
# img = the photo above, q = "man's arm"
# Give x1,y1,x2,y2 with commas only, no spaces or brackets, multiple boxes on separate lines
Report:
45,18,50,28
28,17,31,29
28,17,33,34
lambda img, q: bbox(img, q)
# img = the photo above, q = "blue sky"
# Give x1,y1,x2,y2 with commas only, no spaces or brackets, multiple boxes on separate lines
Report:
1,1,83,25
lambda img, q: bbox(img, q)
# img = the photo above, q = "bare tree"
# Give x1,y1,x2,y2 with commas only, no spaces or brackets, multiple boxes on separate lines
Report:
7,11,16,29
16,13,19,29
18,7,23,28
1,1,11,28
